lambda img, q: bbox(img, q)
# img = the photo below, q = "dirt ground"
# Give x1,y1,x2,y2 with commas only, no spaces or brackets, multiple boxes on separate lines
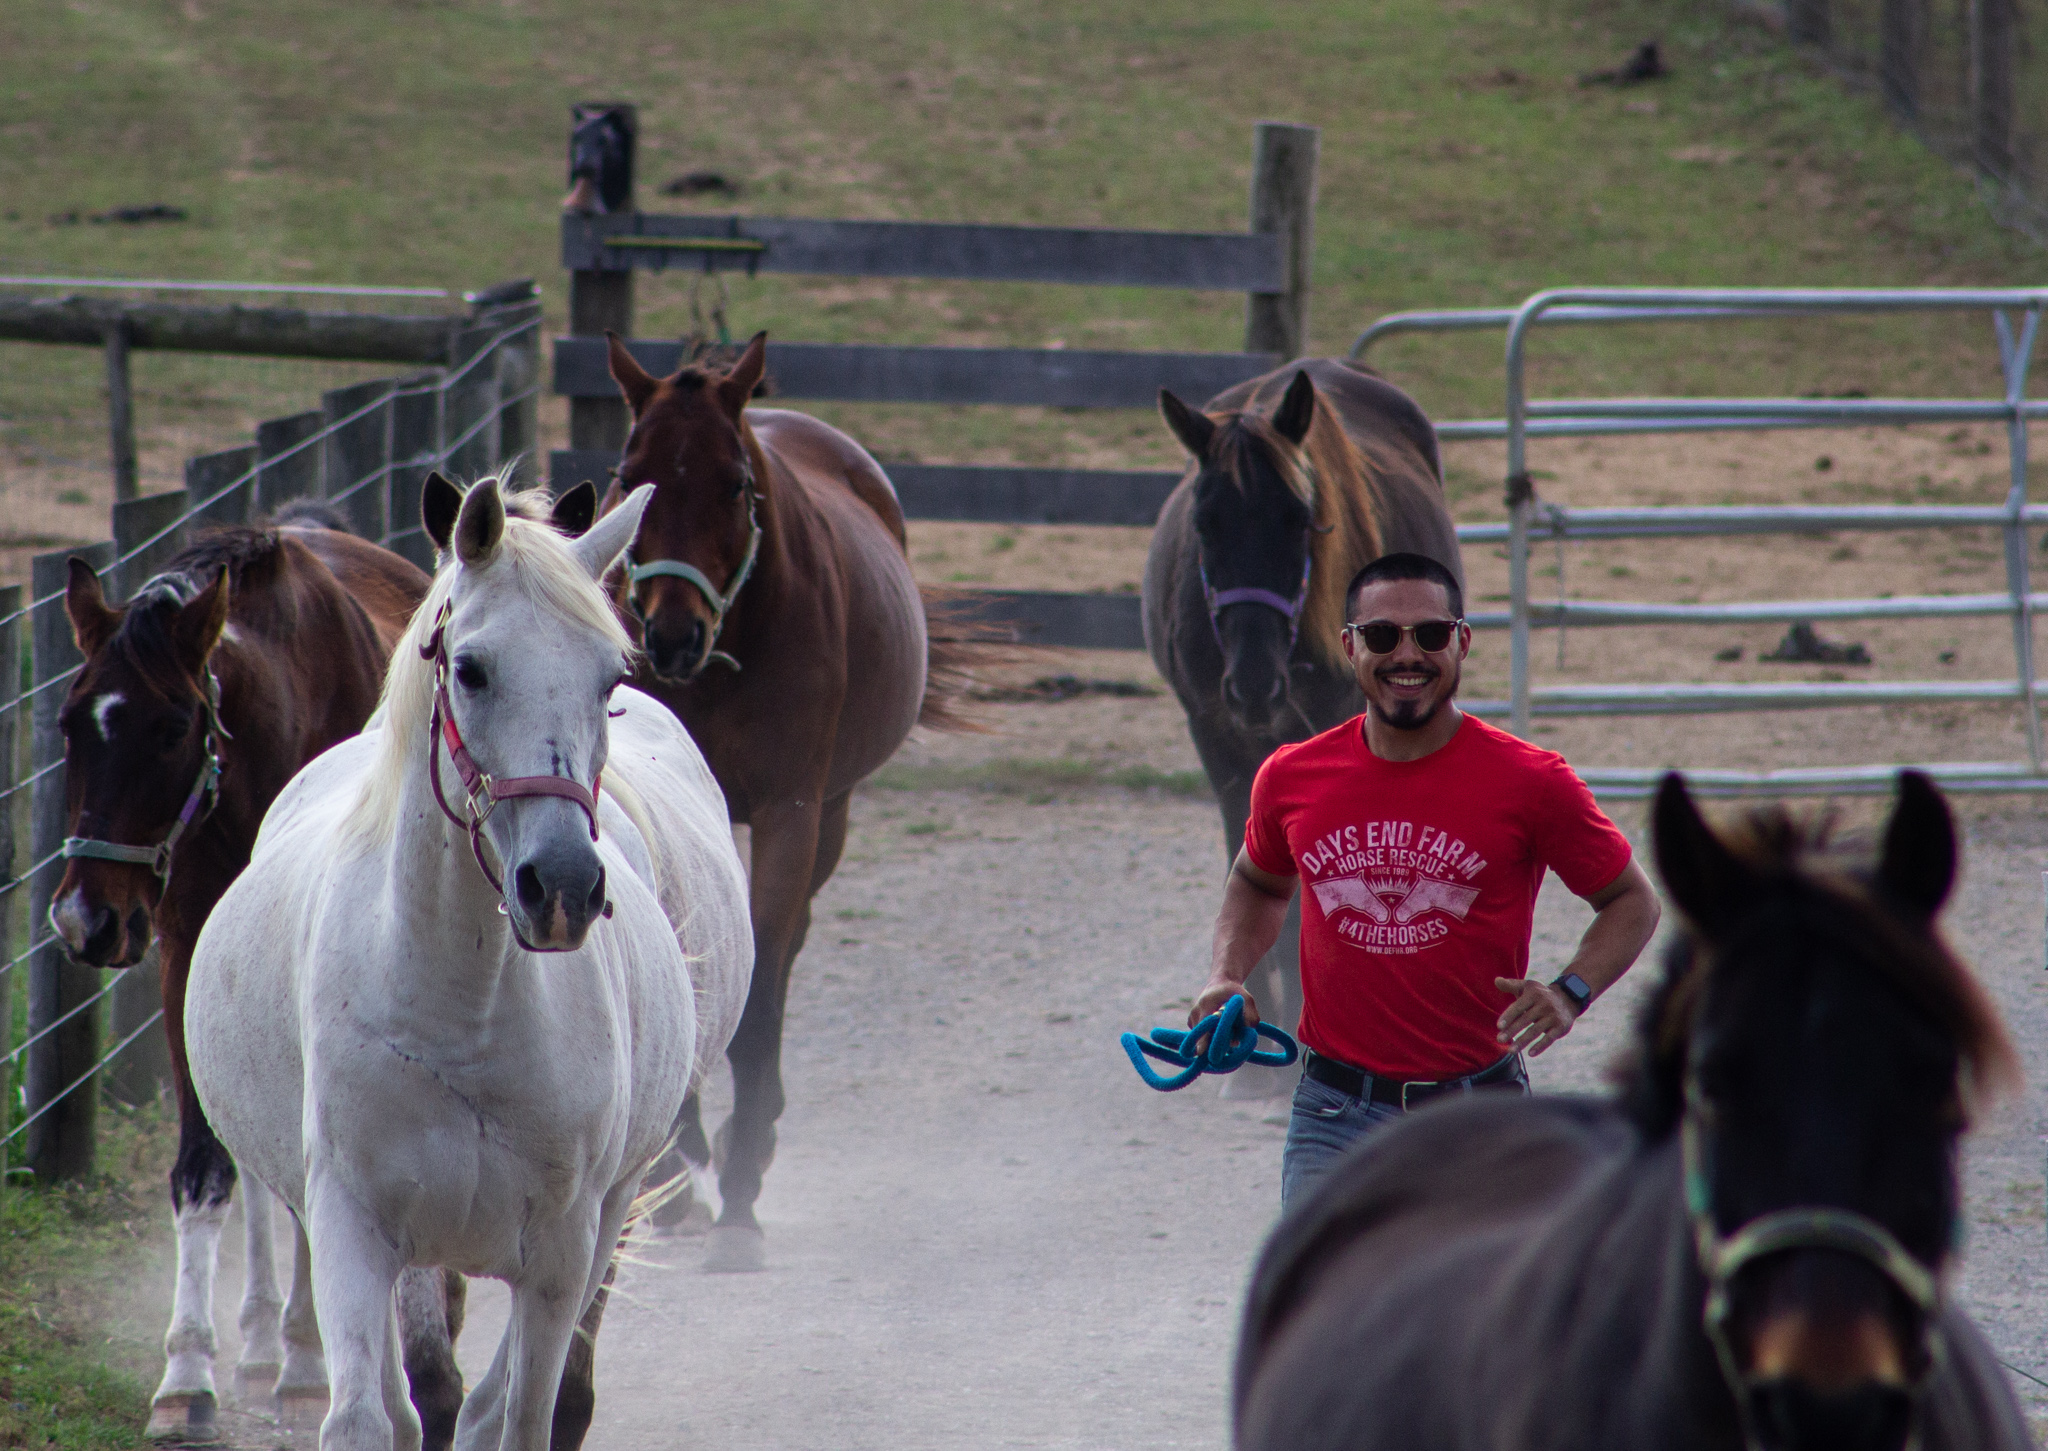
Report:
115,664,2048,1450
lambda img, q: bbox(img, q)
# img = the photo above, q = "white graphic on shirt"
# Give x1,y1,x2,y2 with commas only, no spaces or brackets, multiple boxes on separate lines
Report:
1295,820,1489,955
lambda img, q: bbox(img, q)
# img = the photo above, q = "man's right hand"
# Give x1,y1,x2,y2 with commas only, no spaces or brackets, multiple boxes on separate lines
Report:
1187,980,1260,1056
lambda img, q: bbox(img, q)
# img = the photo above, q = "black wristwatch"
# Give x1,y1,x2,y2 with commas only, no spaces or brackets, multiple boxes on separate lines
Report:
1550,972,1593,1015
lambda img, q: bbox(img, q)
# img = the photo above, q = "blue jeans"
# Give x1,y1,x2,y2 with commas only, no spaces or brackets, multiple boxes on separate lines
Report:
1279,1057,1530,1210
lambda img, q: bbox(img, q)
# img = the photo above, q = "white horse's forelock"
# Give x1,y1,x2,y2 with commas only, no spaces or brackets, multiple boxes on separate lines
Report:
342,473,635,850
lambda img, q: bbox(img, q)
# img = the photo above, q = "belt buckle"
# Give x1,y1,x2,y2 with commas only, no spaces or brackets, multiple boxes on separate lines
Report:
1399,1077,1442,1111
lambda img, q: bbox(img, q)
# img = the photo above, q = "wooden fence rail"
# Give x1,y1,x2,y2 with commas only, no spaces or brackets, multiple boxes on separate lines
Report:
551,111,1319,652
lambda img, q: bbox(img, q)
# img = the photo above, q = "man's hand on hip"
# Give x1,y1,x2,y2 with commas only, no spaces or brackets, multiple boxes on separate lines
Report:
1493,976,1577,1057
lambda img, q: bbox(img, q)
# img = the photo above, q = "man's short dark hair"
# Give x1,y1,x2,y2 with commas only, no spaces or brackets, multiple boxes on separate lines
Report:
1345,553,1464,621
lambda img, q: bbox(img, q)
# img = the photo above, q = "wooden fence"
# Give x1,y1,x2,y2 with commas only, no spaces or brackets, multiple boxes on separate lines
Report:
0,301,539,1183
547,110,1320,651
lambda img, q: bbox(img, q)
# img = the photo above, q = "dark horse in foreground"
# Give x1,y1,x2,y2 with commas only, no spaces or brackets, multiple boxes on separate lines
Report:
1235,771,2029,1451
56,511,428,1438
602,331,980,1272
1143,360,1462,1091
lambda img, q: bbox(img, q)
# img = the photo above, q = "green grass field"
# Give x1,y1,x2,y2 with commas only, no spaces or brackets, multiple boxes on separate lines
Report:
1,0,2040,495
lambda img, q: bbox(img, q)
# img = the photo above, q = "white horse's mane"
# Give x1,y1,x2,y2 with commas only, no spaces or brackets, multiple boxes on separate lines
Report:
342,471,636,850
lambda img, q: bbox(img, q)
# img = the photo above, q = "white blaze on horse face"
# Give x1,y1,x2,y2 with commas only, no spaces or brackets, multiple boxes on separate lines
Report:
91,691,124,742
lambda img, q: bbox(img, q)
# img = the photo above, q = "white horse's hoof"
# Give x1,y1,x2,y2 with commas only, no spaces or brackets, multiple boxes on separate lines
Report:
703,1224,766,1273
146,1393,223,1443
233,1361,280,1399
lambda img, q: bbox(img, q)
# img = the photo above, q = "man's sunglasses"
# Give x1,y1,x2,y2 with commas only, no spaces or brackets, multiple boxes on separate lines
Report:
1344,618,1465,654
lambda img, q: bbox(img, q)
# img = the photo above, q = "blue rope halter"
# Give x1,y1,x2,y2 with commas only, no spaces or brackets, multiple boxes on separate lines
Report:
1121,994,1299,1092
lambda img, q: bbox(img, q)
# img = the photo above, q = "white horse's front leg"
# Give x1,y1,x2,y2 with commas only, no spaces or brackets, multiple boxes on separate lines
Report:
277,1211,328,1412
305,1184,406,1451
501,1227,602,1451
149,1193,229,1440
236,1176,285,1390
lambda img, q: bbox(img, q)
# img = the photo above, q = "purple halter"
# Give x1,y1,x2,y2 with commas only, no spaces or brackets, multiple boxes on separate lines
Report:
1199,534,1313,651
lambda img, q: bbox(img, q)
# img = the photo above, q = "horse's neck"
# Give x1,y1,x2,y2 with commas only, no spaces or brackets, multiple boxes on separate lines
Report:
381,732,518,986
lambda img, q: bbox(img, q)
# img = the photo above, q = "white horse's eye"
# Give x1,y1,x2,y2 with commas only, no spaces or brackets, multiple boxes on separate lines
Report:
454,657,488,691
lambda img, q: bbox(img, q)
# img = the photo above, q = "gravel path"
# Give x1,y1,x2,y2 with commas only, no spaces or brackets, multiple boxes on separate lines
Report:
180,764,2048,1448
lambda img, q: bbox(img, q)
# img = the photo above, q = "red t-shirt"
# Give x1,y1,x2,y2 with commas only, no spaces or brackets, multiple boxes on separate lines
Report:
1244,713,1632,1080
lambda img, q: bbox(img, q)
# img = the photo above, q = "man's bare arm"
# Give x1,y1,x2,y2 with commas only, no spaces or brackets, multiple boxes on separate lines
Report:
1190,848,1297,1031
1493,855,1661,1057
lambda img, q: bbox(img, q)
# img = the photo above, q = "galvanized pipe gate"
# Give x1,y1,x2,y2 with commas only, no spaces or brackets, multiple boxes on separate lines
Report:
1356,287,2048,798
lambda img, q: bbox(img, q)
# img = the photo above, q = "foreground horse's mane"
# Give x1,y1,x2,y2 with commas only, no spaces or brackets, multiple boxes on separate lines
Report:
341,472,634,850
1614,802,2021,1140
109,527,291,696
1210,407,1384,673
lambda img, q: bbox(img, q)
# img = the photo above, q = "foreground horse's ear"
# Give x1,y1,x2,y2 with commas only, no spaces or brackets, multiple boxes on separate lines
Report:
607,331,659,417
1159,390,1215,460
550,480,598,538
1877,770,1956,920
573,483,653,582
1652,772,1757,941
64,557,119,657
172,569,231,674
719,332,769,414
422,471,463,552
1272,370,1317,446
453,480,506,567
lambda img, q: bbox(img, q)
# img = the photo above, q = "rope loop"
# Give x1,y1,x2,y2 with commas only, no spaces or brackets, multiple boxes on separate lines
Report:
1120,994,1299,1092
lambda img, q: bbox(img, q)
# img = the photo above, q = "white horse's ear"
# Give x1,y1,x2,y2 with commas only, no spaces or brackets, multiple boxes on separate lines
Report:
454,479,506,566
573,483,653,581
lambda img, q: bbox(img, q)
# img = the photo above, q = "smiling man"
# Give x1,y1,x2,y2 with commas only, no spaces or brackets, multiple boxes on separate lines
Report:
1188,552,1661,1207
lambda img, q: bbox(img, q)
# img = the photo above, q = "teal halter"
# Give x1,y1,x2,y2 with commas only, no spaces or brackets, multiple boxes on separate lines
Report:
623,474,762,682
1680,1075,1945,1449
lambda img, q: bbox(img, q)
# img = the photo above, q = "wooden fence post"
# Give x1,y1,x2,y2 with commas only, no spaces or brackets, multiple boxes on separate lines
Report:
386,373,443,567
321,380,397,541
100,492,191,1107
568,104,637,454
445,328,503,483
1245,122,1319,361
185,445,257,528
105,317,138,504
0,585,21,1180
1881,0,1924,118
256,411,326,516
26,543,113,1182
1973,0,2015,175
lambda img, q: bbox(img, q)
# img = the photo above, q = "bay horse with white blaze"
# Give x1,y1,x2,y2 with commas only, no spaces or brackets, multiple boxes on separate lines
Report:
1235,771,2029,1451
56,509,428,1439
601,330,977,1271
1143,360,1462,1091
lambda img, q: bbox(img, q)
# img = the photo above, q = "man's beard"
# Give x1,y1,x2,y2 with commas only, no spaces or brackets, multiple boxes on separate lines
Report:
1369,659,1460,731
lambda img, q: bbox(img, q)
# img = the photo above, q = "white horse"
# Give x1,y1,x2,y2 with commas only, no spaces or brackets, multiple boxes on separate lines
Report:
185,473,751,1451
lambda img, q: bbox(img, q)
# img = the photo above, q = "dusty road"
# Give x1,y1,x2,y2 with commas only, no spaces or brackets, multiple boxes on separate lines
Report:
181,726,2048,1448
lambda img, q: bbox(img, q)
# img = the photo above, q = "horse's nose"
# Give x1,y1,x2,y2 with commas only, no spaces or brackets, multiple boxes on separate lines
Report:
512,850,607,952
647,616,707,678
1746,1379,1914,1451
51,889,131,966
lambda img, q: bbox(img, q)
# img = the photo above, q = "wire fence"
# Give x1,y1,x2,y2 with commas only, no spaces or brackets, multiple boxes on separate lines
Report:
0,297,541,1184
1775,0,2048,241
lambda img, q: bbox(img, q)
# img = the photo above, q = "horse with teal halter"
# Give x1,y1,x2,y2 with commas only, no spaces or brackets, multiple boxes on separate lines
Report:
1232,771,2029,1451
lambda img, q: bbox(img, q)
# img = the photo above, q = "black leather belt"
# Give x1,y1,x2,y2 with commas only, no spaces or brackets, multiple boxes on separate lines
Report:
1304,1047,1525,1110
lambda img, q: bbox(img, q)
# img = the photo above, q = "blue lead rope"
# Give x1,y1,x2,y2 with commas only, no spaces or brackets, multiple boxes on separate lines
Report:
1121,994,1299,1092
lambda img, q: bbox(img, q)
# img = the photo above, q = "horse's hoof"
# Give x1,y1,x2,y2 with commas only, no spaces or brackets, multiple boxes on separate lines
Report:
233,1361,280,1399
146,1393,223,1443
658,1197,716,1238
702,1224,766,1273
277,1389,329,1438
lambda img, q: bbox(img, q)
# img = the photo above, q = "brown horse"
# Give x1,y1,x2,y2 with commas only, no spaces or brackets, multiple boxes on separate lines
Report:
601,330,973,1272
56,514,430,1438
1234,772,2029,1451
1143,360,1462,1092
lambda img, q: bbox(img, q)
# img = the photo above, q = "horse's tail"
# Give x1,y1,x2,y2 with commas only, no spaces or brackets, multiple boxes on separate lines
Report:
916,584,1028,733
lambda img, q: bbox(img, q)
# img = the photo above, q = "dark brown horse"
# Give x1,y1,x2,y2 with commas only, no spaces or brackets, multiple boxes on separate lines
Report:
1142,360,1462,1090
601,330,974,1272
1234,771,2028,1451
56,515,429,1438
